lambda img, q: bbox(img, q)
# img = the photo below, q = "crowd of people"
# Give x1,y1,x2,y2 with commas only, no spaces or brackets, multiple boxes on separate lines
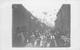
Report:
13,27,70,47
13,28,58,47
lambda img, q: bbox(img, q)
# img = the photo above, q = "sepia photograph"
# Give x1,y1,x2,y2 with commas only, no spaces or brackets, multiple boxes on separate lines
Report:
12,4,70,47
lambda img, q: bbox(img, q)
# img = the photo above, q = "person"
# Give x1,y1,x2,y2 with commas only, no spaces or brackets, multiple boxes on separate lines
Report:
46,42,51,47
20,32,25,44
25,43,33,47
30,33,36,46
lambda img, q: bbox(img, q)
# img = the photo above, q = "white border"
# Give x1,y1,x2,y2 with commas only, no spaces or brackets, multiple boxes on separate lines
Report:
0,0,80,50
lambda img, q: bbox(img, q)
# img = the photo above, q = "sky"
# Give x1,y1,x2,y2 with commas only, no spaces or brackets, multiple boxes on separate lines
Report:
22,1,63,27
